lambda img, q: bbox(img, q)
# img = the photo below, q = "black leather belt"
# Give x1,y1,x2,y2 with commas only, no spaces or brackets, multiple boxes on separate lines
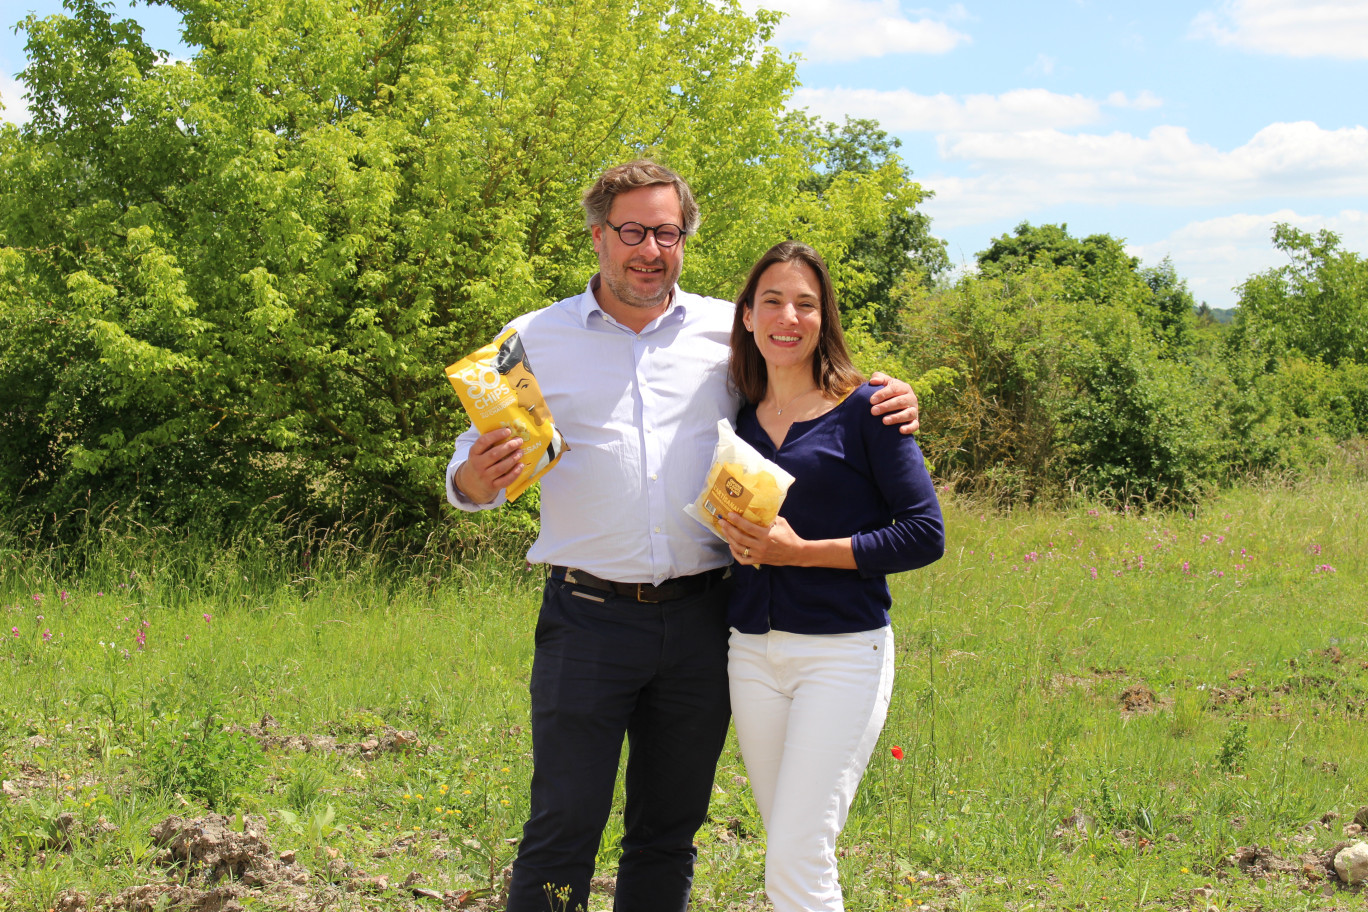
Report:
550,566,725,604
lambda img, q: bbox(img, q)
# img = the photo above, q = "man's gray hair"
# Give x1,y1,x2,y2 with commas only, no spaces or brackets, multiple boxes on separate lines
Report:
582,160,701,237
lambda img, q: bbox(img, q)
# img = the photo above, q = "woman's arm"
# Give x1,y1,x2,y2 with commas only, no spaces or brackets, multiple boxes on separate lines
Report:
849,415,945,575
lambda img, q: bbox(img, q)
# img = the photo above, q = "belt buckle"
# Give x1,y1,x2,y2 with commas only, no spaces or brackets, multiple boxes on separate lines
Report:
636,583,659,604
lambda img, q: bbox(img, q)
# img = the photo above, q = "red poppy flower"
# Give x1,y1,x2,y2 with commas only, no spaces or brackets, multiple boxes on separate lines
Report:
890,745,904,760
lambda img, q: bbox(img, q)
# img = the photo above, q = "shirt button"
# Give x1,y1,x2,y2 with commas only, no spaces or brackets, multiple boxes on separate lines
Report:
650,473,658,481
654,526,662,534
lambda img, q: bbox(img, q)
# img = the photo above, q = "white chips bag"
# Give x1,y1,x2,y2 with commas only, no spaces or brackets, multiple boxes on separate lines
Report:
685,420,796,541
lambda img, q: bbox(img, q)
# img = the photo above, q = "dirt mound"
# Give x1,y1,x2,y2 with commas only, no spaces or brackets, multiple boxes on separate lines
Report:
150,815,279,883
1231,844,1302,877
1118,684,1157,714
236,715,421,758
92,814,326,911
39,812,120,851
111,883,247,912
1228,842,1360,893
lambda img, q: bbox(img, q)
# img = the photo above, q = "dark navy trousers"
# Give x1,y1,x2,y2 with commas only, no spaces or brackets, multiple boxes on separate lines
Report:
504,575,733,912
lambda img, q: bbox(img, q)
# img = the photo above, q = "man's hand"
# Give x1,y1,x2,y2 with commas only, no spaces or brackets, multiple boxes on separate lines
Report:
454,428,525,505
868,371,919,435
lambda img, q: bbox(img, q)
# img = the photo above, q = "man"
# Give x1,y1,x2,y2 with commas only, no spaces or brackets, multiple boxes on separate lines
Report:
447,160,918,912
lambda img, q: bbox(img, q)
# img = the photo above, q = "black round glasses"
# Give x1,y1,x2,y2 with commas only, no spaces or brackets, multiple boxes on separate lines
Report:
604,220,685,248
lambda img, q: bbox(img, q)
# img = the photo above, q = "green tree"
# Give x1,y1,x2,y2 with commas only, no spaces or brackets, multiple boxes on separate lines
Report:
0,0,921,536
795,117,948,329
977,222,1196,355
1231,223,1368,368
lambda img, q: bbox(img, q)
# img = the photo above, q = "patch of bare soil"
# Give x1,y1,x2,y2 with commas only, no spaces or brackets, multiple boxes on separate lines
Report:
1049,674,1097,693
1225,842,1364,897
44,812,119,850
1118,684,1157,714
236,714,423,759
52,814,507,912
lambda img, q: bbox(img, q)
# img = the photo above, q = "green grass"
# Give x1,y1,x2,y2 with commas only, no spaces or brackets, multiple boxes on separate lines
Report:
2,480,1366,911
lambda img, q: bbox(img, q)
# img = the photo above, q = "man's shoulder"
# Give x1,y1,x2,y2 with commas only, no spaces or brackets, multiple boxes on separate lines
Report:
676,288,734,330
506,290,590,333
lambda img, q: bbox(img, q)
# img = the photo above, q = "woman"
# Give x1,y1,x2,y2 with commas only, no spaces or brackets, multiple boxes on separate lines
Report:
719,241,945,911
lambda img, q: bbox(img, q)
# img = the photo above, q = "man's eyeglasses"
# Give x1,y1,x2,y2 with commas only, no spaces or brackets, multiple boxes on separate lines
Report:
604,220,685,248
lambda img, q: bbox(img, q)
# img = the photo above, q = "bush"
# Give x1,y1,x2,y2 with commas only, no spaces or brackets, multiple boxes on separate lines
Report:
1058,310,1221,502
895,267,1224,503
143,710,263,810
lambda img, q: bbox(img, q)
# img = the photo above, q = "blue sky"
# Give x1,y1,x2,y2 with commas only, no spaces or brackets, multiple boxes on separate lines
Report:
4,0,1366,307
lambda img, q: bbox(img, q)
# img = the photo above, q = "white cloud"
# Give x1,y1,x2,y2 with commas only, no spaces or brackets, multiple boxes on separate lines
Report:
751,0,971,62
1127,210,1368,306
0,74,31,127
1191,0,1368,59
792,87,1101,132
924,122,1368,227
1105,90,1163,110
1029,53,1056,76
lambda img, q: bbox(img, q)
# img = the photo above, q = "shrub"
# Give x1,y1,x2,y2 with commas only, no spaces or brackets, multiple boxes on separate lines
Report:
142,709,263,810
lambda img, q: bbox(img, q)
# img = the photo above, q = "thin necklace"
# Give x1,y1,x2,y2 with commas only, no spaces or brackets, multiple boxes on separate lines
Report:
771,387,818,416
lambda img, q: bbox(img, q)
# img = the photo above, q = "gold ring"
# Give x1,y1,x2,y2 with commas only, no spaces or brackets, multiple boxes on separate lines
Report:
743,547,751,558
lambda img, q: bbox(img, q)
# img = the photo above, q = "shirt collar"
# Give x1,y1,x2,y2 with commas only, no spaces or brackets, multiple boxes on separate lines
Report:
578,274,687,331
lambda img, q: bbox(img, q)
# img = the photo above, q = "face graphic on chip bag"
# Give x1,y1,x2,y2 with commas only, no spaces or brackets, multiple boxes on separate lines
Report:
494,334,548,428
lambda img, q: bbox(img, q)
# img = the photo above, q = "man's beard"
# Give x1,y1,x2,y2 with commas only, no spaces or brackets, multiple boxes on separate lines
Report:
602,259,678,310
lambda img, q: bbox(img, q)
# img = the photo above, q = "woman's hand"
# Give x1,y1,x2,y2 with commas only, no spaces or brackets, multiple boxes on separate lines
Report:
720,513,807,567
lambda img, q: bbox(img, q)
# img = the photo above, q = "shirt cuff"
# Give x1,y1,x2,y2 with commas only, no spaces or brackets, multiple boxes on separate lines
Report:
445,458,508,511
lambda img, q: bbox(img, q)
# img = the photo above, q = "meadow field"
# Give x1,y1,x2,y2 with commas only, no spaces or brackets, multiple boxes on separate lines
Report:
1,478,1366,911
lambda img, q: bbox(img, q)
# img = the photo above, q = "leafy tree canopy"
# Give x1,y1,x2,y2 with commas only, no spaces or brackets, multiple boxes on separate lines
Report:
1232,223,1368,368
0,0,935,537
795,116,947,329
976,221,1195,353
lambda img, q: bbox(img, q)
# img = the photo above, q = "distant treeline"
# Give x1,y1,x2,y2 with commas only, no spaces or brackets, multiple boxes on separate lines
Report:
1198,305,1237,324
892,221,1368,504
1,1,1364,546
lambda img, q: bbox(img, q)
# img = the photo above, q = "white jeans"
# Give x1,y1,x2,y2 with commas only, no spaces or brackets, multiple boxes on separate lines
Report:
728,626,895,912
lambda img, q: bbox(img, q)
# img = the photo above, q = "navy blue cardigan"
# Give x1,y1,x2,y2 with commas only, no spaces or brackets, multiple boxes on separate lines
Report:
727,383,945,635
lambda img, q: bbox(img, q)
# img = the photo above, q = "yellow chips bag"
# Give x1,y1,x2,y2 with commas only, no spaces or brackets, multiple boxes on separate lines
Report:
685,420,795,540
445,327,567,501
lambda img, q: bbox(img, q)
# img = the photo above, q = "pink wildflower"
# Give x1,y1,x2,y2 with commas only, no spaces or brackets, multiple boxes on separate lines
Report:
42,629,52,642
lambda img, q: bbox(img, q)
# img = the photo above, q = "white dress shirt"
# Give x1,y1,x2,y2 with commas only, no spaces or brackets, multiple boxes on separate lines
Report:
447,279,740,584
